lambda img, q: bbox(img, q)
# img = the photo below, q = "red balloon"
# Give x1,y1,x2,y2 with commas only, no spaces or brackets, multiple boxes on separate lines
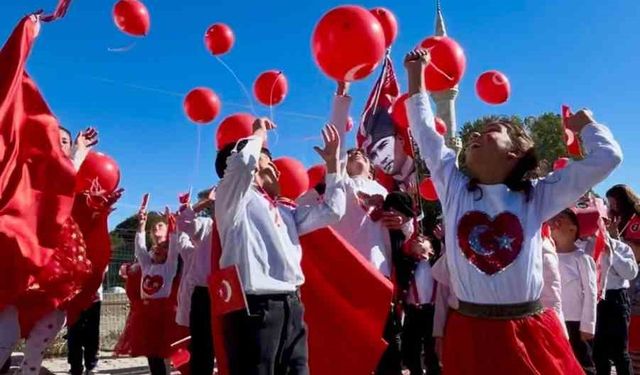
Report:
183,87,221,124
369,7,398,48
435,117,447,136
476,70,511,105
75,151,121,194
390,93,410,129
553,157,570,171
307,164,327,189
216,113,255,150
564,128,576,146
274,157,309,200
253,70,288,106
204,23,235,56
113,0,150,37
418,177,438,201
419,36,466,92
312,6,386,81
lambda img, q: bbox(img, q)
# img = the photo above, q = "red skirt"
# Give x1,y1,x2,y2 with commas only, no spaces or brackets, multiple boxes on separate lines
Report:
115,297,188,358
629,315,640,352
442,309,583,375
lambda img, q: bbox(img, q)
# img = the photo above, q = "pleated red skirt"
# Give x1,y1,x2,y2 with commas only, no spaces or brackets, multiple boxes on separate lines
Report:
442,309,584,375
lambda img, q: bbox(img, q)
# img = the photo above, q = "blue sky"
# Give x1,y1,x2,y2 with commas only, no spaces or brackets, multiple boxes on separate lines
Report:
2,0,639,227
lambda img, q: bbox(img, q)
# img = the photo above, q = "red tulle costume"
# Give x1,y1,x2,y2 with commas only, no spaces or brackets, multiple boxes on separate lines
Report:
116,263,188,358
0,14,91,335
442,309,584,374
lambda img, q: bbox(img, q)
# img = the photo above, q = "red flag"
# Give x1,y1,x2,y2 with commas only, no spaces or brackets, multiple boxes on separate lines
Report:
300,228,393,375
0,16,76,309
562,105,583,158
209,265,248,316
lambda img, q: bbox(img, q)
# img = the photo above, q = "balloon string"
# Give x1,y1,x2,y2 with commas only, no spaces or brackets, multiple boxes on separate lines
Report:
189,125,202,193
423,46,454,82
107,42,137,53
214,56,256,116
268,71,283,147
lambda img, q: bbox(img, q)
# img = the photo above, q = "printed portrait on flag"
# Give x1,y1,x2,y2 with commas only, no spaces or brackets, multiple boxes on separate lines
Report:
357,56,416,191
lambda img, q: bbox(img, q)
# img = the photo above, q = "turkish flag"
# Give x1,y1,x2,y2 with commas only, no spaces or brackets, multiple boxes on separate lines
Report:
209,265,248,316
0,15,76,310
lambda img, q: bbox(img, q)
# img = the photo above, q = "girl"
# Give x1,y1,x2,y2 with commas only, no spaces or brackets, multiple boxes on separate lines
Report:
115,208,187,375
596,184,640,375
403,48,622,374
551,209,597,374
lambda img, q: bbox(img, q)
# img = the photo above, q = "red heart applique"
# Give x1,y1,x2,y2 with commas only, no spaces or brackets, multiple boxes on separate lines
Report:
142,275,164,295
457,211,524,275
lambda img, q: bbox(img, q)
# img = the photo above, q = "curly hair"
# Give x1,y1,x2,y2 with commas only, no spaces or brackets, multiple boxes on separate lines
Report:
606,184,640,231
466,119,539,201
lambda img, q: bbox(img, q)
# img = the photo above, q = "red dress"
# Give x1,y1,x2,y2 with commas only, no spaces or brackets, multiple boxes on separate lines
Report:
115,263,188,358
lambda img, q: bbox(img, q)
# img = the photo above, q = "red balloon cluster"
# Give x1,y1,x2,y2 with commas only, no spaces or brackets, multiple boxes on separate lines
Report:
418,177,438,201
254,70,288,106
204,23,235,55
476,70,511,105
369,7,398,48
553,157,570,171
307,164,327,189
274,157,309,200
312,5,386,81
419,36,466,92
75,152,121,194
216,113,255,150
113,0,150,37
183,87,221,124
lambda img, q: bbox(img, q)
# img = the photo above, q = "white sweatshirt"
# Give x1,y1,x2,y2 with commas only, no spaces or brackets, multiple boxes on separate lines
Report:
406,92,622,304
558,249,598,334
135,232,180,300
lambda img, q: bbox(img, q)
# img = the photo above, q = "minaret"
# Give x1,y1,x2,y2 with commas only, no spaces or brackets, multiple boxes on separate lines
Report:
430,0,459,143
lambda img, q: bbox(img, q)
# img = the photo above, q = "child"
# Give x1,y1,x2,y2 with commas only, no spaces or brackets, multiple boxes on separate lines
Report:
115,208,187,375
551,209,597,374
403,48,622,374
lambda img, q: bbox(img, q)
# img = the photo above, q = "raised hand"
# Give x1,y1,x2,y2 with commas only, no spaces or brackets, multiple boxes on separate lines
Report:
404,48,431,96
252,117,277,143
165,206,177,234
75,127,99,153
313,124,340,174
336,81,350,96
566,109,596,133
381,211,409,230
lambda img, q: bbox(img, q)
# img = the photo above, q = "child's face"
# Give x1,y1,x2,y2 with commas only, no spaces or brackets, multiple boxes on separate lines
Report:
152,222,168,243
464,123,518,179
59,130,72,158
151,241,168,264
550,212,578,243
346,148,371,177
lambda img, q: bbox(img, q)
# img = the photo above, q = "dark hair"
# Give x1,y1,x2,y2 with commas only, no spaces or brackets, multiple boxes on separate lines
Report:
383,191,416,219
466,120,539,201
562,208,580,240
606,184,640,231
59,126,72,139
215,140,272,179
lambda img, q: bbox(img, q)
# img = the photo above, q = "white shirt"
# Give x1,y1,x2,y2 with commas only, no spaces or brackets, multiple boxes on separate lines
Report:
175,232,196,327
407,260,435,305
135,232,180,300
558,249,597,333
541,238,564,322
602,237,639,290
407,92,622,304
329,95,413,277
215,136,346,295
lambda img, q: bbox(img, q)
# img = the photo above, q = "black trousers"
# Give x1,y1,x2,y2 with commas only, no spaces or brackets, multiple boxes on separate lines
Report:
222,292,309,375
565,321,596,375
190,287,215,374
376,305,403,375
147,357,169,375
402,304,441,375
67,301,101,375
593,289,634,375
0,359,10,374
